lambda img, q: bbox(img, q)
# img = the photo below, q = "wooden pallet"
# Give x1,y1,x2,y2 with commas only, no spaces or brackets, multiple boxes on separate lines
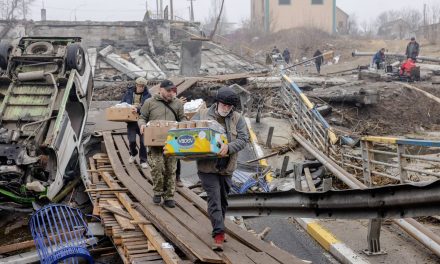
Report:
98,132,308,264
89,157,172,264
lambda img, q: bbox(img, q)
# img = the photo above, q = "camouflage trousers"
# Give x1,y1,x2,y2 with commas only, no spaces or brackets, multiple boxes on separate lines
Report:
148,147,177,200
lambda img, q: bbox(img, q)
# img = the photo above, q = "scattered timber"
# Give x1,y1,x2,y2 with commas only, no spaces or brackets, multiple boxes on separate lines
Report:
307,86,379,105
98,132,308,264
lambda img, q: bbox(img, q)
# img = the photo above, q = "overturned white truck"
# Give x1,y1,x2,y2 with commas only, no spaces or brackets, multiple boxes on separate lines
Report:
0,37,93,204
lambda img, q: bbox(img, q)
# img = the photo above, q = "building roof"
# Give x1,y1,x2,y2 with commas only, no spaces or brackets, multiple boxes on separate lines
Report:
336,7,349,17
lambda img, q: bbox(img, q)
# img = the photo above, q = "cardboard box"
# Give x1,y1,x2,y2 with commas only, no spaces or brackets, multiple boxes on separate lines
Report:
164,126,228,158
105,107,138,122
144,120,178,146
184,100,206,120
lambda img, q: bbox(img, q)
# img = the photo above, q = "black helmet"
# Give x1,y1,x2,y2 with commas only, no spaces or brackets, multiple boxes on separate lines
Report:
216,86,239,107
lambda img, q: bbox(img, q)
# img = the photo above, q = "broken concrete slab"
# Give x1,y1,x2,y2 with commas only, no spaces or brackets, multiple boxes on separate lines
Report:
307,86,379,105
98,45,146,80
289,76,348,87
248,76,348,89
129,49,166,80
164,63,180,70
87,48,97,77
417,63,440,72
180,40,202,76
358,70,382,81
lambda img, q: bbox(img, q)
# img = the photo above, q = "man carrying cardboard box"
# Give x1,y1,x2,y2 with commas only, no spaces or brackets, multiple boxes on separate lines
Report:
139,80,185,208
191,86,249,251
121,77,151,169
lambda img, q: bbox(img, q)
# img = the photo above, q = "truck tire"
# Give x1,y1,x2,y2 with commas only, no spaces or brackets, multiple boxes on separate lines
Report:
0,43,13,70
66,43,85,75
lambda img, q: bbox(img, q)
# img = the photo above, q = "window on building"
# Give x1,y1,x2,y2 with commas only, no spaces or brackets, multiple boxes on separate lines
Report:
311,0,323,4
279,0,291,5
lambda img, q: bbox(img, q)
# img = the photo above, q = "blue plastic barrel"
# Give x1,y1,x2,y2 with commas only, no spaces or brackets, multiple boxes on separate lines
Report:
29,204,95,264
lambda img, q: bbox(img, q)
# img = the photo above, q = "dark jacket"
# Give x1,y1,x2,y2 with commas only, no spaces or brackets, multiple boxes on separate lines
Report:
314,50,324,65
121,84,151,114
373,51,385,63
282,49,290,59
138,94,185,127
192,104,249,176
406,41,420,59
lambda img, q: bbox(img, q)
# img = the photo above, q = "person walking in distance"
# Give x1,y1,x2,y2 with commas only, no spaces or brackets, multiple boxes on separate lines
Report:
314,49,324,74
120,77,150,169
191,86,249,251
282,48,291,64
139,80,185,208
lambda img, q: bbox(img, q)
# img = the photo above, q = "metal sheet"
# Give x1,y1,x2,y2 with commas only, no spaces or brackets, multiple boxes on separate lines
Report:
1,84,54,121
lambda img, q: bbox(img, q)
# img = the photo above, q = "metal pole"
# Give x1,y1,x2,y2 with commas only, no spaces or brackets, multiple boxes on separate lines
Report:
280,156,290,178
156,0,159,18
352,51,440,63
170,0,174,20
188,0,195,22
394,219,440,257
266,127,274,148
364,219,386,255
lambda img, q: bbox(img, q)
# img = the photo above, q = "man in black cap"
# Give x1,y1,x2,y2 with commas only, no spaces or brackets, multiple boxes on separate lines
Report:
406,37,420,60
191,86,249,251
138,80,185,208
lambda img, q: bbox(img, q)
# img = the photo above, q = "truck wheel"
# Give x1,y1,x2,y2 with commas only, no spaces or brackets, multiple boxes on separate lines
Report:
66,43,85,75
0,43,13,70
25,41,54,55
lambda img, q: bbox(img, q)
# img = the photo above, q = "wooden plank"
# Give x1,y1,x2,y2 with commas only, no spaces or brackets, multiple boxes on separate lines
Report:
304,168,317,192
149,77,185,95
100,173,181,264
105,200,136,231
119,135,255,255
89,157,100,184
223,252,255,264
85,188,128,192
0,240,35,254
131,254,162,262
114,135,255,262
246,252,280,264
176,78,198,95
177,186,307,264
104,133,222,263
102,200,134,220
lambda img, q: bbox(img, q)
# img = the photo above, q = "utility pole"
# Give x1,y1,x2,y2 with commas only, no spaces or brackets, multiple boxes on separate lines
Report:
188,0,195,22
423,3,427,26
160,0,163,19
156,0,159,18
170,0,173,20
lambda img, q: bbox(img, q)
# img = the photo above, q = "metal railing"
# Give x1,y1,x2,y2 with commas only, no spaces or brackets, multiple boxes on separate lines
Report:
340,136,440,185
280,74,338,156
280,74,440,185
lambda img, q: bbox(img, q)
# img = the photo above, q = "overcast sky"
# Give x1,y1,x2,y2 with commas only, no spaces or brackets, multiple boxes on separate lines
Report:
29,0,437,25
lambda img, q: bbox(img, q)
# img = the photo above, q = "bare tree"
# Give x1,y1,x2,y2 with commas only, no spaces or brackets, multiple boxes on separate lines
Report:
360,19,374,37
401,8,422,31
375,8,422,32
203,0,232,36
0,0,34,20
426,3,440,24
347,13,359,36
